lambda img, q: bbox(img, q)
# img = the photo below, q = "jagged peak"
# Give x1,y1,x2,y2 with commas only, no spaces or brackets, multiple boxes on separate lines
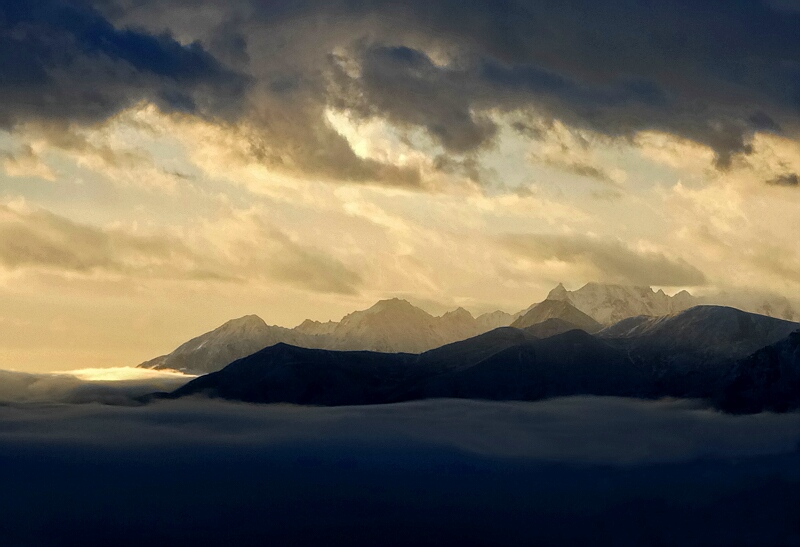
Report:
546,282,569,301
220,314,267,329
441,307,474,320
298,318,321,327
368,297,420,312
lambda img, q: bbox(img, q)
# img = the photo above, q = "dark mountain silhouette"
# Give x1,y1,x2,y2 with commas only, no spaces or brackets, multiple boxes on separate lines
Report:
406,329,650,401
718,330,800,414
171,344,417,405
599,306,797,358
598,306,800,398
165,306,800,412
415,327,538,374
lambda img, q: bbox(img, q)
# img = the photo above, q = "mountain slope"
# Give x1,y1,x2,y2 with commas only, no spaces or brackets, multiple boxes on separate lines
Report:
165,307,800,411
475,310,515,330
599,305,800,397
718,330,800,413
415,327,537,374
522,318,592,339
139,315,313,374
544,282,697,325
407,329,650,401
600,305,799,360
139,299,489,374
170,343,416,405
510,299,601,332
327,298,481,353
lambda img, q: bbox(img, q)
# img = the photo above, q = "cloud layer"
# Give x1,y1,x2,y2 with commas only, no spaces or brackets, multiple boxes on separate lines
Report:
87,0,800,177
1,397,799,545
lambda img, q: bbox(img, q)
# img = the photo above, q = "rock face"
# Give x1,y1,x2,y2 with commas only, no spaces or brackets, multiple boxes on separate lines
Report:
327,299,482,353
293,319,338,336
139,283,799,376
138,315,311,374
510,299,601,332
544,282,697,325
475,310,515,330
142,299,484,374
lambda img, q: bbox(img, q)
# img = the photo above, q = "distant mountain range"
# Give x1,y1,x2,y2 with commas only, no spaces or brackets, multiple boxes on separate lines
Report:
139,282,799,376
162,305,800,413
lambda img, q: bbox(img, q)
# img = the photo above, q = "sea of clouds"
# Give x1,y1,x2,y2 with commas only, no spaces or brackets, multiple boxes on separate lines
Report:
1,369,799,546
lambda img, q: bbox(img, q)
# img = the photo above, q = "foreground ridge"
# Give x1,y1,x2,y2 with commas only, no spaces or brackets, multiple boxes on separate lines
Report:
160,306,800,414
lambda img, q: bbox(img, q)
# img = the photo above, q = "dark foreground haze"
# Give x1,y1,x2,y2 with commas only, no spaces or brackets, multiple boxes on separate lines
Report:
1,397,799,546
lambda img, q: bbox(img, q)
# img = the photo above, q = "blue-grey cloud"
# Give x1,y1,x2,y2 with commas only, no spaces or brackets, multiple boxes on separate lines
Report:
9,0,800,182
0,1,250,127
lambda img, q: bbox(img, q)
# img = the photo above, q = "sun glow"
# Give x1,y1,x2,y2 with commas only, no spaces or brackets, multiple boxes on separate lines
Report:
63,366,195,382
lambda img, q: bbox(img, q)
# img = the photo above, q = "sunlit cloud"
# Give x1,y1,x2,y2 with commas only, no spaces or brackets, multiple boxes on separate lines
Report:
65,367,195,382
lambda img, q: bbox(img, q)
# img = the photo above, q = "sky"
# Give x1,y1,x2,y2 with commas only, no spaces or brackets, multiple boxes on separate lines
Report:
1,0,800,371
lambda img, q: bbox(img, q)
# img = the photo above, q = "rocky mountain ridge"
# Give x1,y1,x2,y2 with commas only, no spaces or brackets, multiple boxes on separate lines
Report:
139,283,798,374
165,305,800,413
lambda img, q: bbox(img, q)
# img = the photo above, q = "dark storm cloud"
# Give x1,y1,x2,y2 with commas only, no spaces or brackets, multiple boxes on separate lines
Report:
501,232,708,286
328,0,800,168
0,1,251,127
10,0,800,182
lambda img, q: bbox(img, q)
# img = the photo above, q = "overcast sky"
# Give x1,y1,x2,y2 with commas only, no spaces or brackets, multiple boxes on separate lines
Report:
1,0,800,371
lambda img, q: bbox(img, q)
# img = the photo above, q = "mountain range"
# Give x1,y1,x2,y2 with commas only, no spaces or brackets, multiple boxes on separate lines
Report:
163,305,800,413
139,282,799,375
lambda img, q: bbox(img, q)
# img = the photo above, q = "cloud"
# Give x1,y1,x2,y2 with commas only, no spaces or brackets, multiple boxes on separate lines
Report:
0,202,206,276
319,0,800,168
0,396,797,464
522,120,626,185
0,202,363,294
65,366,195,382
0,368,192,404
263,227,364,295
9,0,800,185
1,396,799,544
501,232,707,287
767,173,800,187
0,1,250,127
1,144,57,181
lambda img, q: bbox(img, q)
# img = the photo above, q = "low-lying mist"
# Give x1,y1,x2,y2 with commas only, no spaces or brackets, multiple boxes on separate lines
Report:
0,368,193,405
1,396,799,546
